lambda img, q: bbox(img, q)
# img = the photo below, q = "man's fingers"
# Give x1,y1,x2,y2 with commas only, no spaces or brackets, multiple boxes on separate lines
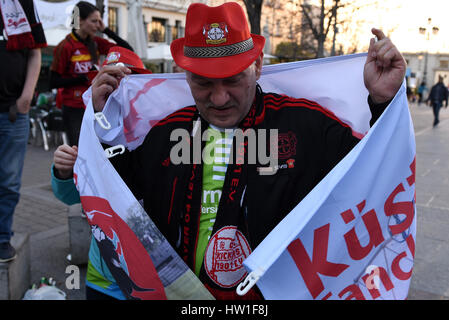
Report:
56,144,78,156
94,73,121,90
371,28,386,41
92,65,131,112
55,158,76,167
54,145,78,165
368,29,402,69
381,48,398,67
374,42,395,68
92,65,130,87
367,37,376,58
97,83,115,99
54,152,76,164
97,65,131,78
375,39,393,58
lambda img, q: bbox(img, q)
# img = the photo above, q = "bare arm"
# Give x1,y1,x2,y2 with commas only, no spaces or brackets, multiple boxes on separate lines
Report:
17,48,41,114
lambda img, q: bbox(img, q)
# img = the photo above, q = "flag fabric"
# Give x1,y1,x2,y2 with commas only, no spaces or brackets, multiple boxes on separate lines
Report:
90,53,371,150
241,80,416,300
75,89,214,300
78,53,415,300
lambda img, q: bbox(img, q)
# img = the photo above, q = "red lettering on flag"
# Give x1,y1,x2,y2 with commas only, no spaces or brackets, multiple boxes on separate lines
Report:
287,224,349,299
407,157,416,187
384,183,414,235
343,208,385,260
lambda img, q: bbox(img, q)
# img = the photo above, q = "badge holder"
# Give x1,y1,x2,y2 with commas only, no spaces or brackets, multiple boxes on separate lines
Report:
236,267,264,296
94,111,125,159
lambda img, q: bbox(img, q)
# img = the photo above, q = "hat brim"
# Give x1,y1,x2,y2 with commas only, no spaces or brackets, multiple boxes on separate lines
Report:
128,67,152,74
171,34,265,79
87,66,151,82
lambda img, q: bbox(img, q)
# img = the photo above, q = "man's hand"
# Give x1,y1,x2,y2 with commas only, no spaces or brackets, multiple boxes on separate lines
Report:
16,94,32,114
54,144,78,179
91,65,131,112
364,28,407,104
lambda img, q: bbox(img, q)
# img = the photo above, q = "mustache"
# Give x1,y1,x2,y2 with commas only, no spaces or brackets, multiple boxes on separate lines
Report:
207,102,235,110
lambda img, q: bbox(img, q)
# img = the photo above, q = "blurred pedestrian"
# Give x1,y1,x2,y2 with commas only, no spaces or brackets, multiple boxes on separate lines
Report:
50,1,133,146
0,0,47,262
427,76,448,127
417,81,427,105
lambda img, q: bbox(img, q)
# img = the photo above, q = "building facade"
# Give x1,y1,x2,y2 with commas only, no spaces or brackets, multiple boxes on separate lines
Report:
403,52,449,91
107,0,313,57
107,0,203,47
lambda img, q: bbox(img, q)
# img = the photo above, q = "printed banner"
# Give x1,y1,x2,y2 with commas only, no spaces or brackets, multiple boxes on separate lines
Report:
79,53,415,300
74,96,214,300
91,54,371,150
242,83,416,300
35,0,97,29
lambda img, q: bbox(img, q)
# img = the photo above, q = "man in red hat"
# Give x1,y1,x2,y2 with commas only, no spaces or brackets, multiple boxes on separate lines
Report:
91,2,406,300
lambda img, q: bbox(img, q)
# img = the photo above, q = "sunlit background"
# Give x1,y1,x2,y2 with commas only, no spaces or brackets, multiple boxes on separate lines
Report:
336,0,449,54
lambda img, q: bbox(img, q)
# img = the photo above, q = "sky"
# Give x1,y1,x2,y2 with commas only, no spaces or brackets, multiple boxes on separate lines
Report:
336,0,449,54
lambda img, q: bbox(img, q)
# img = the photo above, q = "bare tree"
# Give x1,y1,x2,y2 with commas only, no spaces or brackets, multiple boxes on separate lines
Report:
300,0,343,58
243,0,264,35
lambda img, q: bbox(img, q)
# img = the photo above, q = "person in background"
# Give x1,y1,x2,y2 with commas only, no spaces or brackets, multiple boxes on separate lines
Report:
0,0,47,262
417,81,427,105
427,76,448,127
52,144,123,300
50,1,133,146
51,47,150,299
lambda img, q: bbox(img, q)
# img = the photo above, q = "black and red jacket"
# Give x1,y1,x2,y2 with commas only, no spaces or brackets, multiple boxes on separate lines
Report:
108,84,388,299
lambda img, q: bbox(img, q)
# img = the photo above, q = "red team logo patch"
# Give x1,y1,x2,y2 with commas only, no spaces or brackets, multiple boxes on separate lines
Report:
204,226,251,288
278,131,297,160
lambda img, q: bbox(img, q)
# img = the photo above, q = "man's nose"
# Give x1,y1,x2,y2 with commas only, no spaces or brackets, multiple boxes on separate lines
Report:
210,83,230,107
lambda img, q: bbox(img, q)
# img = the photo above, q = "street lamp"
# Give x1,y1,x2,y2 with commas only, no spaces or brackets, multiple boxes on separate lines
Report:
419,18,439,86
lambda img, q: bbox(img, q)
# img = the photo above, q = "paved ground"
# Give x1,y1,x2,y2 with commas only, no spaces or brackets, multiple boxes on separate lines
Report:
407,102,449,299
12,139,87,300
6,101,449,300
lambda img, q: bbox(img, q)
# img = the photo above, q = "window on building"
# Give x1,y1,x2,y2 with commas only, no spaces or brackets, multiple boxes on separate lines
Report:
172,20,184,41
440,60,448,68
149,17,167,43
108,7,119,34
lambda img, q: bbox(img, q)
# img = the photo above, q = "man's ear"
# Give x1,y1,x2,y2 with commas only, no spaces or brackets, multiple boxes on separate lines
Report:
254,52,263,80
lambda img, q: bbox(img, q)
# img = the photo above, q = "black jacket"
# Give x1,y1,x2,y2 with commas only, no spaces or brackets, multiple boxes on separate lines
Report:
428,82,448,105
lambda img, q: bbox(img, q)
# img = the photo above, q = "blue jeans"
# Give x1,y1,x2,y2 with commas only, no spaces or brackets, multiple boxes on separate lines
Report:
0,112,29,243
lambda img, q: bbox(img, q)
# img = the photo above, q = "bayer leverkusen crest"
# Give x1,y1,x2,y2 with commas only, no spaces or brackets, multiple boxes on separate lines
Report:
203,22,228,45
106,52,120,64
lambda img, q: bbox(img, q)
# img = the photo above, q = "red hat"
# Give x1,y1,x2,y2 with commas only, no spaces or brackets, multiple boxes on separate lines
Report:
170,2,265,79
87,46,151,81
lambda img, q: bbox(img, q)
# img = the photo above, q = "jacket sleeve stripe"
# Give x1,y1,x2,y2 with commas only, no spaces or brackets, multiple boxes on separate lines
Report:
265,101,349,128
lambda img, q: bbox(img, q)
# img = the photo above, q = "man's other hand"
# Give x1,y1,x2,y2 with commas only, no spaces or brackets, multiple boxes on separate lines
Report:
364,28,407,104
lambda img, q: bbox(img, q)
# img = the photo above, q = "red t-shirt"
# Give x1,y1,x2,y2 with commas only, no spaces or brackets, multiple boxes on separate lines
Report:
51,33,114,109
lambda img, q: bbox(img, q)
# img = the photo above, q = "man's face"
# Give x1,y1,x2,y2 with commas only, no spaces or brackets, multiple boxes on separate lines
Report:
186,55,263,129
